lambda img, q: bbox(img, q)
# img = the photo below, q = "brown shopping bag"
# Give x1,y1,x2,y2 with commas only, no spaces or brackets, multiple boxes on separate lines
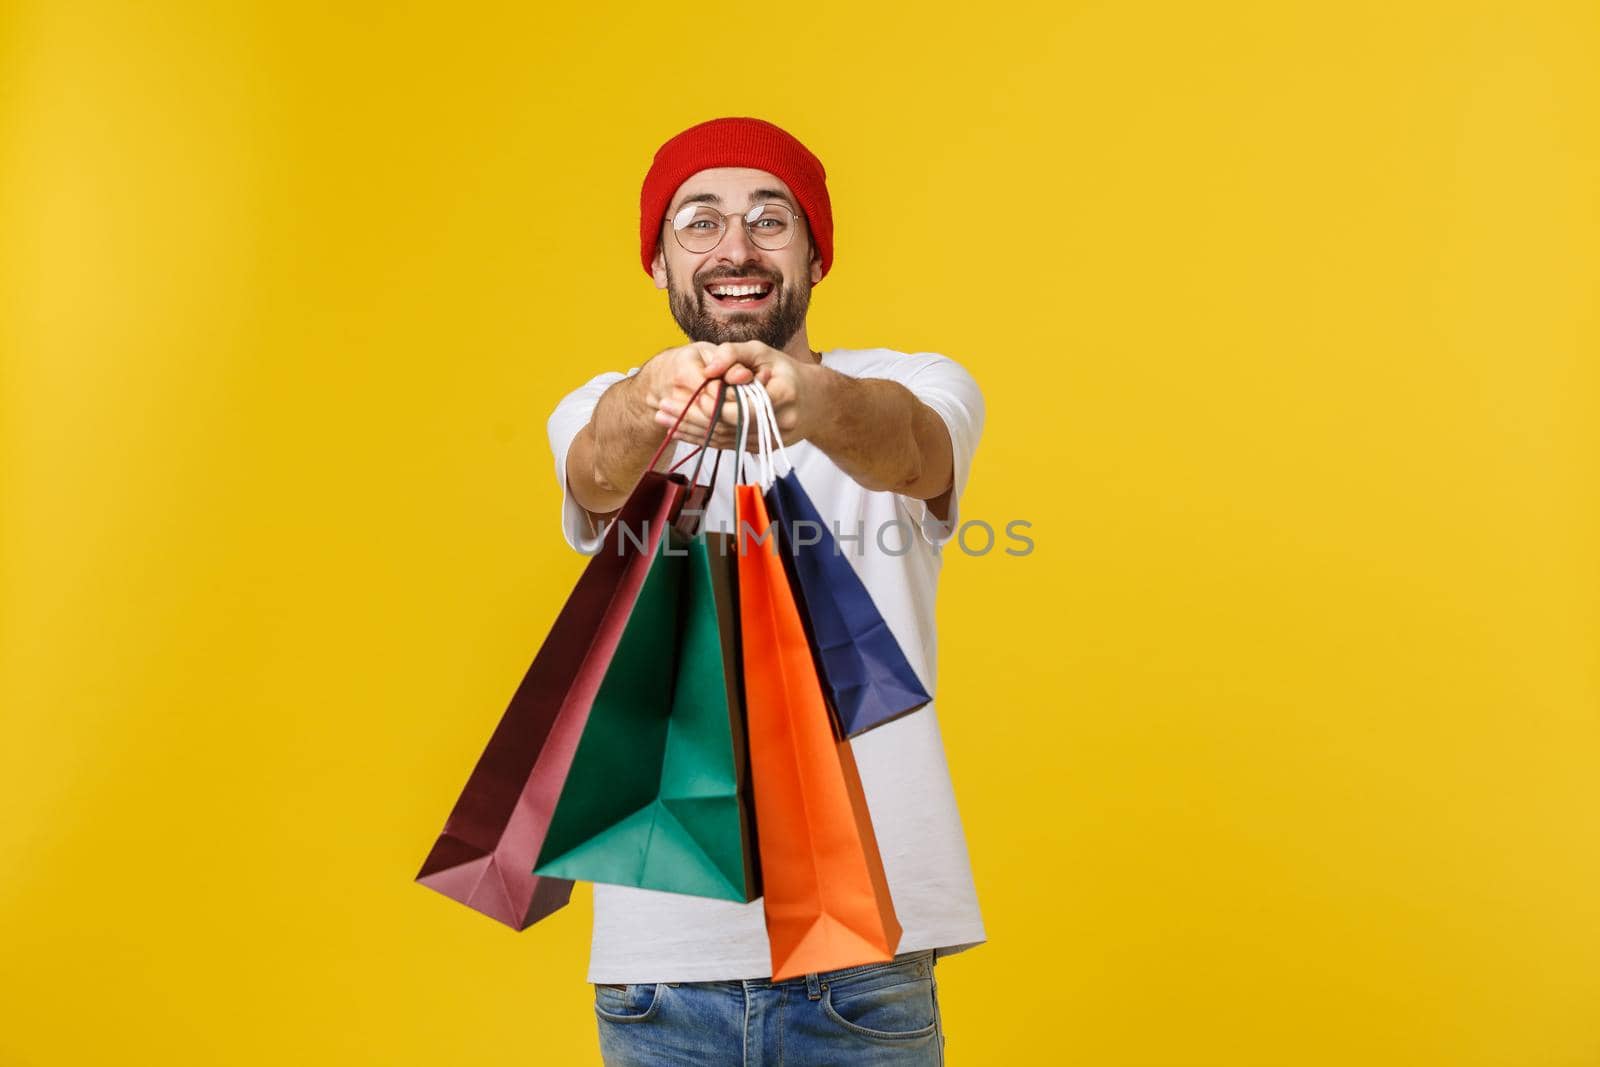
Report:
414,379,731,928
414,471,686,927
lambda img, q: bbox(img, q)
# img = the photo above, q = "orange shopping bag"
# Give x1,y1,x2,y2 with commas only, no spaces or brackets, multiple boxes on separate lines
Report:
732,383,902,981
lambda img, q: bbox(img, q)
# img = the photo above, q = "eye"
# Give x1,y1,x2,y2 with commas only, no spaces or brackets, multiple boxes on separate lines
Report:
673,205,721,231
747,202,794,230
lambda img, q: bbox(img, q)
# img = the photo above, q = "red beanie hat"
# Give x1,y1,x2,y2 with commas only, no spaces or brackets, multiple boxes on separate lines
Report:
640,117,833,281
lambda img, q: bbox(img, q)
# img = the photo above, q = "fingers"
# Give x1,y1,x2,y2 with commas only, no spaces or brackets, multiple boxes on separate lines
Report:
655,397,730,443
670,427,754,451
659,381,747,426
655,383,716,431
661,341,767,394
654,405,710,437
660,412,796,452
654,351,789,450
708,388,751,427
662,394,752,444
664,342,767,401
698,340,770,380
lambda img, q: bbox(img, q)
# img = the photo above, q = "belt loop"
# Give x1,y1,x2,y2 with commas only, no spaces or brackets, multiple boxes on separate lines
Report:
805,972,822,1001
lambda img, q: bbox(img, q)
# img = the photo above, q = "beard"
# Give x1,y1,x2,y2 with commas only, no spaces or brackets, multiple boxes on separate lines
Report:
666,261,812,349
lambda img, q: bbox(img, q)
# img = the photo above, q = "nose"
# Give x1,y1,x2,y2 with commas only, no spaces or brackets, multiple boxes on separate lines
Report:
713,213,760,265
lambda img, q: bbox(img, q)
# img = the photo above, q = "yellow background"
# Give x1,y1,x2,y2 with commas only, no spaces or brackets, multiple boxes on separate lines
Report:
2,2,1596,1064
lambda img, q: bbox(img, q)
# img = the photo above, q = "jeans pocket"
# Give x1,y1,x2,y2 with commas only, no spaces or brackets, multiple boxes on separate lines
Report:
594,982,663,1024
821,974,938,1040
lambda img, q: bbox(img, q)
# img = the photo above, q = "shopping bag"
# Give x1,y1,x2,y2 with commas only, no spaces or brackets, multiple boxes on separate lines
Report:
732,383,901,980
765,468,931,737
414,469,687,928
531,527,758,901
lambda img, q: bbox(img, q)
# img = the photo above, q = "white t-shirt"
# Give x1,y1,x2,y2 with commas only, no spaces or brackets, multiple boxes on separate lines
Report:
545,347,987,983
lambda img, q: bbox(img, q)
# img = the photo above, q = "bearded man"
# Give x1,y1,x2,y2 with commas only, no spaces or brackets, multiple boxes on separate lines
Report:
547,116,986,1067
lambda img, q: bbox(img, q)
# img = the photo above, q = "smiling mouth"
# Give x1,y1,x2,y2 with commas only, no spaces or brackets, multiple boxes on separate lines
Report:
704,281,775,309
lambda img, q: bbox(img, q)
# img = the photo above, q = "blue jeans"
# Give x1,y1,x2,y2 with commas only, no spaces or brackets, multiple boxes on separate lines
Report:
593,950,945,1066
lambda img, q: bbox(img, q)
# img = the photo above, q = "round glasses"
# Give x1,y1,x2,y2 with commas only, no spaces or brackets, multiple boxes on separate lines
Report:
667,201,802,254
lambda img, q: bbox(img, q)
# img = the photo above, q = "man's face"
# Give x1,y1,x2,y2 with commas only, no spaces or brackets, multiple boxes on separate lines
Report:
652,167,823,349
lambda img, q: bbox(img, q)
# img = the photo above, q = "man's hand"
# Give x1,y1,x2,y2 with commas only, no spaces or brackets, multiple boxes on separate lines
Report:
642,342,759,441
656,341,808,450
566,342,753,517
657,341,957,516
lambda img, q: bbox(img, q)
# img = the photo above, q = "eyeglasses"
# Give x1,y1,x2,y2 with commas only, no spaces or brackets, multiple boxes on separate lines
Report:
665,201,803,254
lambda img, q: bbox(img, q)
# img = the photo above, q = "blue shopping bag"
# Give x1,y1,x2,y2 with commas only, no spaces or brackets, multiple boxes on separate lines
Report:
730,380,932,738
764,469,932,737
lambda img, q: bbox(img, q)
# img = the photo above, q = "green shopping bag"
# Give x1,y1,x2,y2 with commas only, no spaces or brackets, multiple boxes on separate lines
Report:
531,530,758,902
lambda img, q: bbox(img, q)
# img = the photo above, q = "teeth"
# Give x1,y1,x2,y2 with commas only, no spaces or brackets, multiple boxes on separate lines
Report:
709,284,769,297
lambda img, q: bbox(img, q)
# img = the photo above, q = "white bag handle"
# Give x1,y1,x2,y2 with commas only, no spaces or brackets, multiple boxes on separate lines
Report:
754,383,775,488
734,383,766,488
735,384,756,486
748,382,787,488
751,383,793,478
732,381,794,488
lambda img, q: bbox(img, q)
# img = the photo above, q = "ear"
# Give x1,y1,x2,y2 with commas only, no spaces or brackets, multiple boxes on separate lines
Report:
651,244,669,290
809,242,823,286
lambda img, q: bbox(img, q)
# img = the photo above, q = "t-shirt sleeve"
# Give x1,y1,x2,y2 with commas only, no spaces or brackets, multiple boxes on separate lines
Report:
889,353,985,547
546,368,633,555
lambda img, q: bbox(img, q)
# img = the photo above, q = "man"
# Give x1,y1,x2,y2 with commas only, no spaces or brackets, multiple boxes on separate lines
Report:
546,116,985,1066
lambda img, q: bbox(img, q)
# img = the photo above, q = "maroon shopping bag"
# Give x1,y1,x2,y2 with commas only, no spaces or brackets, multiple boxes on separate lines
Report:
415,470,686,928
